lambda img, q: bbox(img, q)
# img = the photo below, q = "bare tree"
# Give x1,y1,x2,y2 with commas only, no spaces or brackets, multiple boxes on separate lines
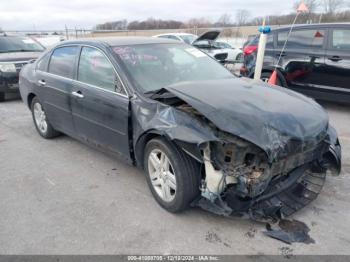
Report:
216,13,232,27
323,0,344,14
95,19,128,30
186,17,212,28
235,9,251,26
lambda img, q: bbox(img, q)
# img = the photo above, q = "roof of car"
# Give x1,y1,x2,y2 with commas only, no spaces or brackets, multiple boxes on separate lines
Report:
0,34,27,38
57,36,180,47
272,22,350,31
154,33,197,37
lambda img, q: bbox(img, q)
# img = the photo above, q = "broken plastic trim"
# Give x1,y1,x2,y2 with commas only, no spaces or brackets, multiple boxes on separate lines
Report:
264,219,315,245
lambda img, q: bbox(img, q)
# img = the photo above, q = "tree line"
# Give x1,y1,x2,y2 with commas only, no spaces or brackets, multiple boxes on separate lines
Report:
94,0,349,31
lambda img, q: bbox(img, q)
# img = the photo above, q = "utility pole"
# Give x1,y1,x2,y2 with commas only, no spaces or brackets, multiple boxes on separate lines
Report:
318,13,323,23
65,25,69,40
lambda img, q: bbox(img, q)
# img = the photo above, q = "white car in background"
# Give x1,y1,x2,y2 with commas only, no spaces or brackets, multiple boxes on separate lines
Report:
153,31,243,62
213,41,243,62
32,35,65,48
153,33,197,45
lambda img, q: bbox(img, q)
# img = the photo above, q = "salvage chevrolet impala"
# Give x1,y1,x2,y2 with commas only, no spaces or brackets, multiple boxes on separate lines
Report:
19,37,341,220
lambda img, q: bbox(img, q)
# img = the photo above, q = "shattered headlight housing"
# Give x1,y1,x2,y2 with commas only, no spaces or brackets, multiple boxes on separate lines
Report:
0,63,16,73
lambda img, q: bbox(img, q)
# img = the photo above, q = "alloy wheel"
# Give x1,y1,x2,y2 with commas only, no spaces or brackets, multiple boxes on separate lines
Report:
33,102,48,134
147,149,177,202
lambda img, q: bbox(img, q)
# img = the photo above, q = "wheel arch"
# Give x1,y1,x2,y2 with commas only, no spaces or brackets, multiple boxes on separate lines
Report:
27,93,36,109
134,130,203,169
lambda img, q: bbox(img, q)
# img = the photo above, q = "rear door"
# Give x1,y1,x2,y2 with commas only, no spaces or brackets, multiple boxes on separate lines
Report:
323,27,350,103
70,46,131,158
36,46,79,135
276,28,327,95
264,33,276,67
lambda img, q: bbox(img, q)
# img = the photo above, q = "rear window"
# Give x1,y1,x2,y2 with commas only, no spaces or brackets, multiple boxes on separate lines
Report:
277,29,325,49
332,29,350,50
249,34,274,48
48,46,78,78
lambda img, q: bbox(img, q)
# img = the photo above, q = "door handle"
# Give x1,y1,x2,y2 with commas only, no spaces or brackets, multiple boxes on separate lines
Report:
328,56,342,62
71,91,84,98
38,80,46,86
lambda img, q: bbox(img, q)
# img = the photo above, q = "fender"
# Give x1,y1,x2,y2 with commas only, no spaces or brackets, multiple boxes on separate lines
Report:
134,129,204,168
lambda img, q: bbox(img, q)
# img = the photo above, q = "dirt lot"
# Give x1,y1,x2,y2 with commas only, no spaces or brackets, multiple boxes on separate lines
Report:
0,95,349,255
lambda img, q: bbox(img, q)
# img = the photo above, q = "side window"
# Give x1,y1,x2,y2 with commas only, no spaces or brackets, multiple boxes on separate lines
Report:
332,29,350,50
266,34,274,48
78,47,122,93
167,35,180,41
277,29,325,49
158,35,169,39
48,46,78,78
36,52,50,72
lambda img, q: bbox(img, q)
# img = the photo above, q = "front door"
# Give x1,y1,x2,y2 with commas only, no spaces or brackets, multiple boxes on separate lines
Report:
276,28,327,96
323,27,350,103
70,46,131,158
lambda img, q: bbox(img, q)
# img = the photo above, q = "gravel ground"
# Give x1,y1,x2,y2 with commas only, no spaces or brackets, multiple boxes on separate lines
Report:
0,95,349,255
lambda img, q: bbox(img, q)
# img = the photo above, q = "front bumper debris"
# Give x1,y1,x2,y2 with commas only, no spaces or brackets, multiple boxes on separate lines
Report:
192,129,342,221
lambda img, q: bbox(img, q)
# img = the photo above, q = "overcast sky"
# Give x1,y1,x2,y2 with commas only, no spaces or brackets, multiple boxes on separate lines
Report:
0,0,319,30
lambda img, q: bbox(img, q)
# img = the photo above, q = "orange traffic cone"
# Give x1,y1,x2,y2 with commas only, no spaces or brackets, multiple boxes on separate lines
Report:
268,70,278,85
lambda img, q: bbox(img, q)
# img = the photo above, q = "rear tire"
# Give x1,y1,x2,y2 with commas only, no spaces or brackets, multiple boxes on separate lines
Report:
0,92,5,102
144,137,200,213
31,97,60,139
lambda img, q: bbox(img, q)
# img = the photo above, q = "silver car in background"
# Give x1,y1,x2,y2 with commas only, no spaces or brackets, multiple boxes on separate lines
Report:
154,30,243,63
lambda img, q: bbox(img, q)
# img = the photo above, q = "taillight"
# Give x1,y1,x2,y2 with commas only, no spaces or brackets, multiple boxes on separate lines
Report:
243,45,258,56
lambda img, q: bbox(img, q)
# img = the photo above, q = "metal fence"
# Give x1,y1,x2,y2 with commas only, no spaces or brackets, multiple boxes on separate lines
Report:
3,25,260,39
2,26,266,50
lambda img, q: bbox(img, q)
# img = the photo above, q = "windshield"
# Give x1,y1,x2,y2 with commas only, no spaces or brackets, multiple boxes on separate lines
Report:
0,36,45,53
113,43,233,93
179,35,197,44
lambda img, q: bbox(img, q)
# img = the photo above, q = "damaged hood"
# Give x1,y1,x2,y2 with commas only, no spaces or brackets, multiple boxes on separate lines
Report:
164,77,329,161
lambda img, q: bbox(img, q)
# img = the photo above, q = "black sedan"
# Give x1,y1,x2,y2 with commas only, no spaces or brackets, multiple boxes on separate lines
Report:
0,34,45,101
19,37,341,220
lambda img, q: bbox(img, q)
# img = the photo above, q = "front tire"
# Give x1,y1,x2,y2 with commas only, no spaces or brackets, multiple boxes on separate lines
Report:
31,97,60,139
144,138,200,213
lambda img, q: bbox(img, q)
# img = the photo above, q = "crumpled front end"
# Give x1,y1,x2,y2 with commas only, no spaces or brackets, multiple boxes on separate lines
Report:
195,126,341,220
135,84,342,220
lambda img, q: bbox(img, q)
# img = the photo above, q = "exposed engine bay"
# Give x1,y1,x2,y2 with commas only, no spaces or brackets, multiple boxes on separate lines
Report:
150,89,341,220
196,136,334,220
